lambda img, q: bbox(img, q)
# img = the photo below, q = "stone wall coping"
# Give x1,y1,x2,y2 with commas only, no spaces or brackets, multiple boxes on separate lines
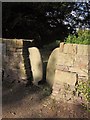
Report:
60,42,90,46
2,38,34,42
59,42,90,55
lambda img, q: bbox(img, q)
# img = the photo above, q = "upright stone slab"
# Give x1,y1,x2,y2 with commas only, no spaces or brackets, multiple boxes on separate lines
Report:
46,48,59,87
28,47,43,85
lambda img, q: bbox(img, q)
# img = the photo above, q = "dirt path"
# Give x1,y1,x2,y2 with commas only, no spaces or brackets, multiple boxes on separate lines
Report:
2,81,89,118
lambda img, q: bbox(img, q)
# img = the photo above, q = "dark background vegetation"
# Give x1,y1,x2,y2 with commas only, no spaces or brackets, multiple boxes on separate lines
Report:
2,2,90,47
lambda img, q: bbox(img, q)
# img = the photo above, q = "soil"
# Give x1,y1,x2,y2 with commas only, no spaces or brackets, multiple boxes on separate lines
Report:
2,80,89,119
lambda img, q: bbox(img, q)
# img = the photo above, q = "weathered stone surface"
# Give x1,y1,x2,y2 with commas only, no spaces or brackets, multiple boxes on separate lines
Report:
58,53,74,66
2,43,6,55
4,39,11,50
69,67,88,77
3,39,23,51
2,39,28,81
77,44,89,55
28,47,43,85
59,42,64,52
16,39,23,48
57,65,69,72
18,62,27,79
52,82,75,102
46,48,59,87
54,70,78,86
10,39,23,48
74,55,88,69
3,51,27,81
63,43,77,54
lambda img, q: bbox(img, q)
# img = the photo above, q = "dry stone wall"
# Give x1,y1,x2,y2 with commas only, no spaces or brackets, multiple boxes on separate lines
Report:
2,39,32,83
58,43,89,81
51,42,90,103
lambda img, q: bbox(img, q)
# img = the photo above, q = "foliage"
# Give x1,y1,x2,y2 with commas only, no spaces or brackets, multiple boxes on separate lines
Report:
64,2,90,31
76,80,90,112
2,2,74,41
65,30,90,45
2,2,90,46
76,81,90,103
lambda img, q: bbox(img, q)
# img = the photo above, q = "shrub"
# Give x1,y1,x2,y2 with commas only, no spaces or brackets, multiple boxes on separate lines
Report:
65,30,90,45
77,81,90,103
76,80,90,111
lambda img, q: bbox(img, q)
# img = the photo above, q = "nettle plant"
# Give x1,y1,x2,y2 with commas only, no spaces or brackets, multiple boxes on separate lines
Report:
65,30,90,45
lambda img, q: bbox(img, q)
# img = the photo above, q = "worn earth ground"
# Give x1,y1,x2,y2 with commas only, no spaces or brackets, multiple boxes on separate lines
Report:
3,78,89,118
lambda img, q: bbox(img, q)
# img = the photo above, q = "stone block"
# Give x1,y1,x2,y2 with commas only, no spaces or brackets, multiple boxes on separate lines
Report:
12,39,23,48
16,39,23,48
46,48,59,87
89,46,90,55
58,53,74,66
4,39,23,50
74,55,88,69
16,53,24,64
77,44,89,55
52,82,62,91
6,40,12,51
19,66,27,80
54,70,78,86
63,43,77,54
